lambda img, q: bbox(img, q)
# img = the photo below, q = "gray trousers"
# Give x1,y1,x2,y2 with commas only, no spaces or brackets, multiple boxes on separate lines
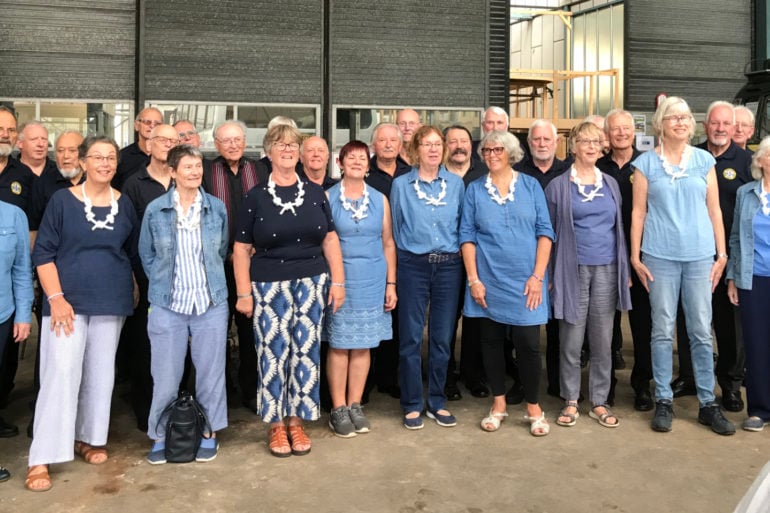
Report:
558,264,618,406
29,315,125,466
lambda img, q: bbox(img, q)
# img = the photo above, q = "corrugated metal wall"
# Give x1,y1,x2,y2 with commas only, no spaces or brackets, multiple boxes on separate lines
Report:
487,0,510,110
0,0,136,99
625,0,752,112
328,0,489,107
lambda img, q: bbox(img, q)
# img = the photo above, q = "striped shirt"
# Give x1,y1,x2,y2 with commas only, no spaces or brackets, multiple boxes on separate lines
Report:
169,191,211,315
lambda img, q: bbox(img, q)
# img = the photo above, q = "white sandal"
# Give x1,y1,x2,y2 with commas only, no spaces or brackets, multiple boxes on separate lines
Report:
480,409,508,432
524,411,550,437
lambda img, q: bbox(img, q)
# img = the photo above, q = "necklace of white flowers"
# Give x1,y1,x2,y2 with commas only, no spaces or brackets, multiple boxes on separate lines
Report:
174,189,202,230
658,142,693,183
570,165,605,202
413,175,447,206
267,173,306,216
760,182,770,216
485,169,517,205
339,180,369,222
82,183,118,231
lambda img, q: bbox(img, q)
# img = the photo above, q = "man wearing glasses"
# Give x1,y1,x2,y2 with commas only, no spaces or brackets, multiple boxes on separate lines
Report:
203,120,264,414
174,119,202,149
395,109,422,166
114,107,163,190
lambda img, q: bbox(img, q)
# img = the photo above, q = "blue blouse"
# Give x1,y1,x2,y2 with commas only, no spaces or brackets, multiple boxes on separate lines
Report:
32,189,139,317
0,200,33,324
571,183,617,265
391,166,464,254
460,173,554,325
632,148,717,261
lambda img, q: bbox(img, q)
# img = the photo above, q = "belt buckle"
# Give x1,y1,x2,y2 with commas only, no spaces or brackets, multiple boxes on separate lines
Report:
428,253,440,263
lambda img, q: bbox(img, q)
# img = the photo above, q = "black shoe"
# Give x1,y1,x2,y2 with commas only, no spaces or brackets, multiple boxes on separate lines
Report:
467,381,490,398
241,397,258,414
445,382,462,401
377,384,401,399
0,417,19,438
580,349,590,369
651,400,674,432
612,350,626,370
721,390,744,413
0,466,9,483
670,376,697,398
698,403,736,435
505,382,525,405
634,389,654,412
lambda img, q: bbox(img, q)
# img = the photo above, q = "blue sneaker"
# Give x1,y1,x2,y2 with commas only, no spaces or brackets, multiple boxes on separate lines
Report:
196,438,219,462
426,409,457,427
403,413,424,430
147,441,166,465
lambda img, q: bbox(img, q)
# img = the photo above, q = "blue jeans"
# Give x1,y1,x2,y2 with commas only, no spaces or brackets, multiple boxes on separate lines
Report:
644,254,716,405
397,251,463,414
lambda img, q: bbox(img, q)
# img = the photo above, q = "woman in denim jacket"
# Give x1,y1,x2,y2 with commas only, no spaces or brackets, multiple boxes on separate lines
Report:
727,136,770,432
139,144,229,464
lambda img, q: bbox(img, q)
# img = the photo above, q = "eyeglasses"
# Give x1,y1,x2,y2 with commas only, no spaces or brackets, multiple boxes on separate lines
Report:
273,142,300,151
152,136,180,146
735,122,754,129
575,139,603,147
216,137,245,146
419,142,443,149
178,130,198,138
480,146,505,156
663,115,691,124
398,121,419,128
137,118,161,127
86,154,118,164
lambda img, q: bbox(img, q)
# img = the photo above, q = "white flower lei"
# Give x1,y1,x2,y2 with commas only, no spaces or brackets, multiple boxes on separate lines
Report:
174,189,202,230
339,180,370,222
485,170,517,205
570,165,605,202
760,182,770,216
267,173,305,216
658,142,693,183
413,176,447,206
82,183,118,231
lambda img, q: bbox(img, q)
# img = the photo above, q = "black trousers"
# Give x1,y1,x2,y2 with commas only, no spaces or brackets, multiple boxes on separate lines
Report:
480,319,541,404
675,279,745,392
225,263,259,403
371,309,400,389
629,272,653,392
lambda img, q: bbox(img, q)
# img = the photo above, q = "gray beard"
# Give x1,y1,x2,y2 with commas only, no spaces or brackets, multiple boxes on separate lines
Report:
59,168,81,179
0,143,12,157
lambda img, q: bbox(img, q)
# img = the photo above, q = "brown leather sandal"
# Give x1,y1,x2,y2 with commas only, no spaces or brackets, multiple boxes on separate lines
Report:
25,465,52,492
74,441,108,464
287,424,311,456
268,425,291,458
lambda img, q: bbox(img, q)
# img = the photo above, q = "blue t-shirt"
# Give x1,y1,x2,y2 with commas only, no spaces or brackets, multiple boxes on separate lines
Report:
632,147,717,261
753,209,770,277
571,182,617,265
460,173,554,326
32,189,139,317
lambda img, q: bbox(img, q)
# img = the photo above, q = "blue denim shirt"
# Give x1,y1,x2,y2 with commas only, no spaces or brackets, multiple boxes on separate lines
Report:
727,180,764,290
139,187,229,308
0,200,33,324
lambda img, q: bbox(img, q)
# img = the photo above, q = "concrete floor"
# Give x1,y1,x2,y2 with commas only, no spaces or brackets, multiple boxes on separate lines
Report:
1,325,769,513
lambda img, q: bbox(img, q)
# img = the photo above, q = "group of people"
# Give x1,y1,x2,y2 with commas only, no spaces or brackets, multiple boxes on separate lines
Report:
0,98,767,492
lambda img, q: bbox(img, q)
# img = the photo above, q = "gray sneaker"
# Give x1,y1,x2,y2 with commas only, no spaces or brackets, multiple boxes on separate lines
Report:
349,402,371,433
329,406,357,438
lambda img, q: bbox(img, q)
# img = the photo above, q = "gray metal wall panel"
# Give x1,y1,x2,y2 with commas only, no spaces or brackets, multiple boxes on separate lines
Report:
625,0,751,112
329,1,488,107
0,1,136,99
488,0,510,109
142,1,322,103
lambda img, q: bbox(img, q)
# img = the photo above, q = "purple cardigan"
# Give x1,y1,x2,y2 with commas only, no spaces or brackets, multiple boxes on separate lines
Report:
544,170,632,324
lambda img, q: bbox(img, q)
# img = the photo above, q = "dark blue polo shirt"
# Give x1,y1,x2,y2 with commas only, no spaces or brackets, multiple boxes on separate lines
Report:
114,141,150,191
366,155,411,199
513,155,567,190
29,161,85,230
0,156,36,220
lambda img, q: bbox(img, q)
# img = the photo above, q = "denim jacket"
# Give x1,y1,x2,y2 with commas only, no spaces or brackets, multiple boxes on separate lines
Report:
727,180,763,290
139,187,229,308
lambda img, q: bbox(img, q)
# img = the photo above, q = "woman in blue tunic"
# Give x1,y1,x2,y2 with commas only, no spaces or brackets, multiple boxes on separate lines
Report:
325,140,397,437
460,130,554,436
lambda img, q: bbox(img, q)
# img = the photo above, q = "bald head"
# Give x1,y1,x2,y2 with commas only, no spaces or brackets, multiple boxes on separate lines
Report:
55,131,84,178
300,136,330,176
147,124,179,164
396,109,421,144
134,107,163,142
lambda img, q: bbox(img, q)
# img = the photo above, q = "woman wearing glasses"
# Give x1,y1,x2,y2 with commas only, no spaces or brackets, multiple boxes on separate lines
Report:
631,97,734,435
461,130,553,435
391,125,464,430
233,125,344,457
27,135,139,491
545,122,631,429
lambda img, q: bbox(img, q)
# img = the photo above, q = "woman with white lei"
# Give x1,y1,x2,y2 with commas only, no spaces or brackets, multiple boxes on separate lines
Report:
139,144,230,464
545,121,631,430
460,130,554,436
324,140,397,437
27,135,139,492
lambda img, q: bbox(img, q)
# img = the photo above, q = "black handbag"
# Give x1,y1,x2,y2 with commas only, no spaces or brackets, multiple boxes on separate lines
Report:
157,391,212,463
